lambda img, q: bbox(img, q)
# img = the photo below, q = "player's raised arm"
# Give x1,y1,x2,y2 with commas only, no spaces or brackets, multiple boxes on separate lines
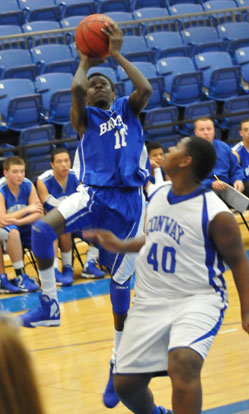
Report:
102,23,152,115
209,211,249,333
70,51,105,137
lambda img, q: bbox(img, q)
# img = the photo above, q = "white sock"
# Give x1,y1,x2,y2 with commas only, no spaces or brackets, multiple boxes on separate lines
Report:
13,260,24,269
86,245,98,263
54,257,59,269
61,251,72,267
111,329,123,363
39,265,58,300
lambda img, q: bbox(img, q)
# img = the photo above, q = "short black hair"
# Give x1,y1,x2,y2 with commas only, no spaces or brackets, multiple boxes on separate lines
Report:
185,135,217,181
50,148,70,162
87,72,115,92
145,141,164,155
240,118,249,128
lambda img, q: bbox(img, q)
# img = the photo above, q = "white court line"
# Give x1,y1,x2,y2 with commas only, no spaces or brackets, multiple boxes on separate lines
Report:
220,328,238,334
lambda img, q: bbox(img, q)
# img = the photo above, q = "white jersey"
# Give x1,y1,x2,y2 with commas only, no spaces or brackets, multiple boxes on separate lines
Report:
135,182,231,301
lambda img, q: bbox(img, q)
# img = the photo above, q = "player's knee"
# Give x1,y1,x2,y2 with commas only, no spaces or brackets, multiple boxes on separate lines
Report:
114,374,134,399
110,278,131,315
168,348,203,385
8,228,20,242
32,220,58,259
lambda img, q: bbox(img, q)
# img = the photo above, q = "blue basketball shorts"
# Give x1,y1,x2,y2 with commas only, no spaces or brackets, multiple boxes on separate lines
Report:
58,185,145,283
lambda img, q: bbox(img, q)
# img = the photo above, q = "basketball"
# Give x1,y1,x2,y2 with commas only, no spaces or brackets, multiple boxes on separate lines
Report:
75,14,115,58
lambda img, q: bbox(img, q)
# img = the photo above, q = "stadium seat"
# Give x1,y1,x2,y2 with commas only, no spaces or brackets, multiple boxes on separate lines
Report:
60,15,84,43
166,0,201,5
133,7,170,34
0,0,24,26
18,0,62,22
181,26,224,56
156,56,203,106
132,0,167,9
0,78,43,131
0,25,26,50
19,124,56,181
35,72,73,124
217,22,249,55
105,11,139,36
117,61,165,108
56,0,97,18
121,35,154,63
61,121,78,162
143,105,182,151
0,49,37,80
30,44,76,74
97,0,132,13
181,100,217,135
145,31,188,62
221,95,249,129
202,0,240,24
194,51,241,101
87,66,125,98
22,20,65,47
234,47,249,93
168,3,209,30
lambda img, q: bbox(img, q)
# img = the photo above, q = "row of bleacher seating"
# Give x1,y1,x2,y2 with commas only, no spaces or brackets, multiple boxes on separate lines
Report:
1,0,249,26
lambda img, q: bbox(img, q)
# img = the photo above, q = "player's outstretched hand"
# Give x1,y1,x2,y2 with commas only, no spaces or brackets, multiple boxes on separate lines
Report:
101,22,123,57
82,229,123,253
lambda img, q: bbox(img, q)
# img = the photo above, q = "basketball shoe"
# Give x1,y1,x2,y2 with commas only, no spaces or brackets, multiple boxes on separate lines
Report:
55,266,73,286
103,360,120,408
18,294,61,328
159,406,173,414
81,260,105,279
12,273,39,293
0,273,21,293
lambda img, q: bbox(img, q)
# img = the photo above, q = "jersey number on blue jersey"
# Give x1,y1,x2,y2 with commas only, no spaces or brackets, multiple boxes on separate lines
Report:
114,128,127,149
147,243,176,273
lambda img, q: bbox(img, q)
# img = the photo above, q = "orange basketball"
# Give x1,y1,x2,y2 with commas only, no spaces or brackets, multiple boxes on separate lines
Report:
75,14,115,58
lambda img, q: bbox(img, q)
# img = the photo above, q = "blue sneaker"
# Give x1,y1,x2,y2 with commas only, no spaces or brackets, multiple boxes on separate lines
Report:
0,273,21,294
12,274,39,293
103,360,120,408
55,267,73,287
159,406,173,414
81,260,105,279
18,294,61,328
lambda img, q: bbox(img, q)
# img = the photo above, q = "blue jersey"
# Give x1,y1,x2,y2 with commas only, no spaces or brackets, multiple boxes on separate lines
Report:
0,177,32,212
232,141,249,181
38,169,79,211
202,139,245,188
73,96,150,188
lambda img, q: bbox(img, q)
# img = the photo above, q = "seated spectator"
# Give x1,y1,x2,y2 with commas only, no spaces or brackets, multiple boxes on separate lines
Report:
0,156,43,293
0,313,46,414
145,141,166,184
194,117,245,193
36,148,105,285
232,118,249,198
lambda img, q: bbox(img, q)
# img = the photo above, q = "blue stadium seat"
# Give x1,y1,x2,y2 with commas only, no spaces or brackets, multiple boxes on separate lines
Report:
0,0,24,25
0,25,26,50
0,78,43,131
202,0,240,24
181,26,224,56
97,0,132,13
143,105,181,151
168,3,209,29
132,0,167,9
217,22,249,55
181,100,217,135
234,46,249,93
156,56,203,106
221,95,249,128
60,15,84,43
236,0,249,5
105,11,139,36
35,72,73,124
0,49,37,80
121,35,154,63
19,124,56,181
133,7,170,34
194,51,241,100
145,31,188,62
117,61,165,108
61,121,78,162
22,20,65,47
166,0,201,5
56,0,97,18
19,0,62,22
30,44,76,74
87,66,125,98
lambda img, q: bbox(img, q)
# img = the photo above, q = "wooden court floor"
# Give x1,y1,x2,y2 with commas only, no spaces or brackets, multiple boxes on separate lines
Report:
4,218,249,414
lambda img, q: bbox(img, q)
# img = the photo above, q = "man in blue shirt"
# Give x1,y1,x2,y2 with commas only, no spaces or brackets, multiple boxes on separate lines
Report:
194,117,245,192
232,118,249,198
